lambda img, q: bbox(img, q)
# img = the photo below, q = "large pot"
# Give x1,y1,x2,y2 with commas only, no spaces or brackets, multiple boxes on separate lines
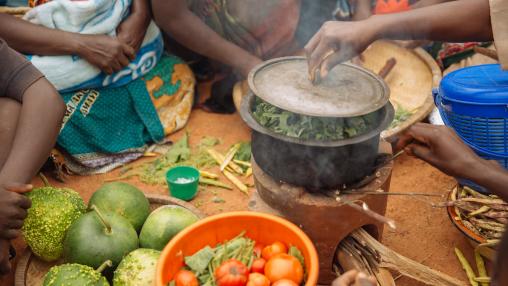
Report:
241,56,394,190
241,92,394,190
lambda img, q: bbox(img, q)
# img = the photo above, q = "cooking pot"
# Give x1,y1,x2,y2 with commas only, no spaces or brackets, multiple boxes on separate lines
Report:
241,92,393,190
240,57,394,190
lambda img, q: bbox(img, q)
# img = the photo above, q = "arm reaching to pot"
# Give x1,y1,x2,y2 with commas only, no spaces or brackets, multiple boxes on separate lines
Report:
305,0,492,80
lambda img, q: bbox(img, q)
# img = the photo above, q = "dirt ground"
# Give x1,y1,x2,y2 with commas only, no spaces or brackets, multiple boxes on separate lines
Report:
1,109,477,286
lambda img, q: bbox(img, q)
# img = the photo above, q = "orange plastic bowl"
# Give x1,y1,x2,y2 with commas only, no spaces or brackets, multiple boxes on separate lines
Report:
156,211,319,286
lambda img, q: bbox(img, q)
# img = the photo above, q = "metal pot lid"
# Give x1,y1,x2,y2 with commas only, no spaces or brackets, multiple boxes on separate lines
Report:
248,56,390,117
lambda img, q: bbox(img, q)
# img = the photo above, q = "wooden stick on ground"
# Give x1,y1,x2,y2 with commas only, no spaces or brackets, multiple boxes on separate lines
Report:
350,228,467,286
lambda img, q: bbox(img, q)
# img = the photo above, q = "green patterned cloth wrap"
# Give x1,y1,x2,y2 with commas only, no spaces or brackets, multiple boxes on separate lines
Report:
57,56,187,174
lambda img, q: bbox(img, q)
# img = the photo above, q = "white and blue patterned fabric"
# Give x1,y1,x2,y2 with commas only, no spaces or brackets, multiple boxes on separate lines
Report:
23,0,163,92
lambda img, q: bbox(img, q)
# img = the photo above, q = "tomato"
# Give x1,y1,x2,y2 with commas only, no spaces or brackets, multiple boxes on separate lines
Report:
261,241,287,260
272,279,299,286
246,273,271,286
174,270,199,286
253,243,265,258
215,259,249,286
265,254,303,284
250,258,266,274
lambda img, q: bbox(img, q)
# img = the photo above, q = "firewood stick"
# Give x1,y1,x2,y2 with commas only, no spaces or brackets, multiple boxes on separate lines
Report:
339,199,396,230
351,229,466,286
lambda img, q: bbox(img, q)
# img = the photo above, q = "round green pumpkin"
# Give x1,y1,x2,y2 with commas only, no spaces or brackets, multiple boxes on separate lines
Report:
63,206,139,269
23,187,86,261
88,182,150,232
139,205,199,251
43,261,111,286
113,248,160,286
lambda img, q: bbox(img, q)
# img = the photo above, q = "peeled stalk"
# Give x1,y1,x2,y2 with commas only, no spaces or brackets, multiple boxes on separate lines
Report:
199,178,233,190
220,145,240,171
224,170,249,195
454,248,478,286
199,170,219,179
474,250,489,286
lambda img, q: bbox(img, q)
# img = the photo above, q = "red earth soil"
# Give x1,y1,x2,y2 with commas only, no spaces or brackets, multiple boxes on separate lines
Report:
1,110,477,286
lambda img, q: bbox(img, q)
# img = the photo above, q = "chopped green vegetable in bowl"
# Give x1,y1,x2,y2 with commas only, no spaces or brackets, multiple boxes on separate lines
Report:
389,105,414,129
252,98,379,141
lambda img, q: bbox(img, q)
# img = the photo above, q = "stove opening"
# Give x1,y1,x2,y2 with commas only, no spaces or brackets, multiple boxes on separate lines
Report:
332,224,381,276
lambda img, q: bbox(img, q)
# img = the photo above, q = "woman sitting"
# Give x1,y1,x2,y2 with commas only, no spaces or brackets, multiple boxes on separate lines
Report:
0,0,195,175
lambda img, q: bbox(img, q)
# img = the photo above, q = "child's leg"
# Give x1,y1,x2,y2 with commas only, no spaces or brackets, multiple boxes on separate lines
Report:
0,98,21,170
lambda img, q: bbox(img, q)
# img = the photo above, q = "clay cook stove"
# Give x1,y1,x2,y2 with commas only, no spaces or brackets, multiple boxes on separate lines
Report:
240,57,395,284
249,147,393,284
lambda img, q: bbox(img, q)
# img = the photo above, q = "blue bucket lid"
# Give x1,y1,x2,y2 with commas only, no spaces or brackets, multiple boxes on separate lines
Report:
440,64,508,104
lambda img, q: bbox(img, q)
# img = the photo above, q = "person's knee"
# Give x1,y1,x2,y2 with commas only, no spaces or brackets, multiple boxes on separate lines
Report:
32,80,66,119
49,91,66,118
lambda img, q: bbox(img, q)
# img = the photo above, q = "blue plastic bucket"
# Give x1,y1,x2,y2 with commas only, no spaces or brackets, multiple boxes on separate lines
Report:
435,64,508,192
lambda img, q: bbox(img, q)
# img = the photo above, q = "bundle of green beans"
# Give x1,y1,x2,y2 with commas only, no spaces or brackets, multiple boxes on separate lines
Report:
252,98,379,141
449,185,507,240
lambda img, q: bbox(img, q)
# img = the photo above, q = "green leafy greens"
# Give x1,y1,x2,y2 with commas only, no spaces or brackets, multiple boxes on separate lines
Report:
233,142,252,162
183,232,255,286
252,98,378,141
389,105,414,129
136,133,219,185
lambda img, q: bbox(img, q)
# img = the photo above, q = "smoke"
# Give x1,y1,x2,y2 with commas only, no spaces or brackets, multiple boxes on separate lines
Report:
295,0,339,46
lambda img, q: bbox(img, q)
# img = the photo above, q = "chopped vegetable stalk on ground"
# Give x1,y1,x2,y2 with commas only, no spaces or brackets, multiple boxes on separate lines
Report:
207,149,244,175
454,248,479,286
224,170,249,195
199,178,233,190
474,250,489,286
234,142,252,162
124,133,219,185
233,160,251,168
220,144,240,171
200,170,220,179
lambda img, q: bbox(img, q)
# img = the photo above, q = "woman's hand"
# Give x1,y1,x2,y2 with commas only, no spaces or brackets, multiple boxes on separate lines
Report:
396,123,488,180
77,34,135,74
117,13,150,53
0,183,32,240
305,20,377,81
332,270,376,286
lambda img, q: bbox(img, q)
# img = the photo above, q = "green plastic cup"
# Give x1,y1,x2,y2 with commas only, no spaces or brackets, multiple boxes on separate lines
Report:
166,166,200,201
